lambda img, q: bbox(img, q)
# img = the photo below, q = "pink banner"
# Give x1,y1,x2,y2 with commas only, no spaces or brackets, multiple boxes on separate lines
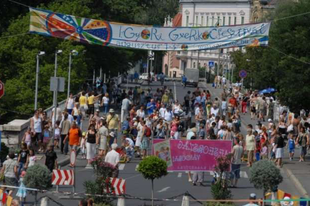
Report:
153,139,232,171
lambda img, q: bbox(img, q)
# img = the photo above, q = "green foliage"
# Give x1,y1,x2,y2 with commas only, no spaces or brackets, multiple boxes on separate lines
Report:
84,157,116,204
23,164,52,190
137,156,168,180
230,0,310,112
249,160,283,192
0,143,9,163
211,154,233,200
211,180,232,200
0,0,179,119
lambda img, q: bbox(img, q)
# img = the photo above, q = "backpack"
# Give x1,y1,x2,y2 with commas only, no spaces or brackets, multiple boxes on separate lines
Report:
145,126,152,137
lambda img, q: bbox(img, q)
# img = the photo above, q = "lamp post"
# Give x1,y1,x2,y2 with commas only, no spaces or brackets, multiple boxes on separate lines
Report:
67,50,78,99
53,50,62,128
34,51,45,110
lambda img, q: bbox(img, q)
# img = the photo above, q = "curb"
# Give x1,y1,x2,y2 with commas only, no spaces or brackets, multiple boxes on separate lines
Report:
283,167,309,198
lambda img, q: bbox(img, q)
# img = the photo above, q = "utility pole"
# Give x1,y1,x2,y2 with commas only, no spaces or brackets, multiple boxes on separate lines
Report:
34,51,45,110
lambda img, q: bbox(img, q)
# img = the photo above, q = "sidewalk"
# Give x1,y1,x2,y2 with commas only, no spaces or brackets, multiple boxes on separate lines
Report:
200,82,310,198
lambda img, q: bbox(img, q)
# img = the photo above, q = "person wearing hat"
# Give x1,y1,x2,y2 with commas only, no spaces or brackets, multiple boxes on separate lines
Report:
243,193,259,206
106,109,120,142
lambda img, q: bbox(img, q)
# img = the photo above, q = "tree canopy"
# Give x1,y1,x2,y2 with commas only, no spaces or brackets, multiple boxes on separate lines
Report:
230,0,310,112
0,0,179,122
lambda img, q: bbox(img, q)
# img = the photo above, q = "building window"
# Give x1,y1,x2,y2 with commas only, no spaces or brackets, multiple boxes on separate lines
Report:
206,16,209,26
254,17,258,22
193,62,196,68
229,17,231,25
201,16,204,26
241,17,245,25
212,16,214,26
217,16,220,26
196,16,198,26
223,16,226,26
234,16,237,25
186,16,189,26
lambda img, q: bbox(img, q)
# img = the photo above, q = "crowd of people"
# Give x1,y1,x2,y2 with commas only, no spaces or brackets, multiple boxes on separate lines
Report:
1,77,310,205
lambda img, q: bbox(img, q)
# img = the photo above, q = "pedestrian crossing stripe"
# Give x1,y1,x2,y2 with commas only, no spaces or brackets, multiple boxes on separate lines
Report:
119,164,125,170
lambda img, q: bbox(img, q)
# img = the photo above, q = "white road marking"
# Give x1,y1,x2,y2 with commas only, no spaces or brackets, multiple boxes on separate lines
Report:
240,171,248,178
125,174,141,180
119,164,125,170
177,173,182,178
157,187,170,193
135,164,139,171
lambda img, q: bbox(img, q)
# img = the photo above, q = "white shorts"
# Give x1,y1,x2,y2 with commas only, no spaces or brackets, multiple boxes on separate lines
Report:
276,148,284,159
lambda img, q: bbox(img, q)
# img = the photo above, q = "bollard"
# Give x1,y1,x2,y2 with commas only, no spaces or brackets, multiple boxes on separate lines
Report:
40,197,49,206
181,195,190,206
117,197,125,206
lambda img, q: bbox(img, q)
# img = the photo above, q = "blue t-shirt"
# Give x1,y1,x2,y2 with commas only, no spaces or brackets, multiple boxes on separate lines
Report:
288,139,295,149
147,102,155,115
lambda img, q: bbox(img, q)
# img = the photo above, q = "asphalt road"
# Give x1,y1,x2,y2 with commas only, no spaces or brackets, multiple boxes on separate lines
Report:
30,80,302,206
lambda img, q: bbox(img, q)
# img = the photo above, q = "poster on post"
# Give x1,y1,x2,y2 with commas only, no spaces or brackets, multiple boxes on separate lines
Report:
153,139,232,172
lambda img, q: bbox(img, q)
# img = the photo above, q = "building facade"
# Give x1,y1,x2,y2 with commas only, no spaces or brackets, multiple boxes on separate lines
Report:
162,0,252,78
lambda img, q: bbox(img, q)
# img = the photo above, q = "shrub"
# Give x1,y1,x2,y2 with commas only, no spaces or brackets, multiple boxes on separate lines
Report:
24,164,52,190
249,160,283,193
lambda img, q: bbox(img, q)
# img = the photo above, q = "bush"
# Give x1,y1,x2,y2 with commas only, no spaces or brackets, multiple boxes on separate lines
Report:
24,164,52,190
84,156,116,204
249,160,283,193
211,180,232,200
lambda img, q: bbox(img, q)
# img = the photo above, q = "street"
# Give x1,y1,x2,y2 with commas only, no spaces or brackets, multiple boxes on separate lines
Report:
36,81,303,206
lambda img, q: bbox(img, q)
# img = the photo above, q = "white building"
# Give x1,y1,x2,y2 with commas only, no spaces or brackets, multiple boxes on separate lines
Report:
167,0,251,78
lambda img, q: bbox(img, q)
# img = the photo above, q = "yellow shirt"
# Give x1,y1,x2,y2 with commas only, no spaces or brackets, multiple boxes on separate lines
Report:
79,96,87,106
107,114,119,130
137,88,142,94
162,94,169,103
88,95,95,105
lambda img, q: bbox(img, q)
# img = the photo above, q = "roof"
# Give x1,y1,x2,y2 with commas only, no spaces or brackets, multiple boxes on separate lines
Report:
173,13,182,27
180,0,250,3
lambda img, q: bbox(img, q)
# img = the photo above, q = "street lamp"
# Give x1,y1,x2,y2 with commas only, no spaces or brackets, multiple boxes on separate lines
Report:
34,51,45,110
67,50,78,99
53,49,62,128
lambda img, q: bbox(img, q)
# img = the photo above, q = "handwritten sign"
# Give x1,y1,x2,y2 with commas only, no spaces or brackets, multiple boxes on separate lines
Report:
153,139,232,171
29,8,271,51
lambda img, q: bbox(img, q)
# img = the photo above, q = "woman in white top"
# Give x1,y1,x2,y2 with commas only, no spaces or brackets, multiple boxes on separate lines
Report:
101,93,109,114
66,93,75,115
30,110,42,147
136,106,145,119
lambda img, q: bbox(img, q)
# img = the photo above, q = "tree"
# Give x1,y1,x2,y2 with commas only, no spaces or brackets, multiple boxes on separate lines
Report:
211,154,232,201
24,164,52,190
249,160,283,198
230,0,310,112
137,156,168,206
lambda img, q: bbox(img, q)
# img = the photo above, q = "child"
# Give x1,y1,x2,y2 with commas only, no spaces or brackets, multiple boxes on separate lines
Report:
22,127,32,149
42,125,51,153
28,149,37,167
16,171,27,202
260,142,268,160
288,132,295,161
270,143,276,160
54,121,61,149
80,132,86,159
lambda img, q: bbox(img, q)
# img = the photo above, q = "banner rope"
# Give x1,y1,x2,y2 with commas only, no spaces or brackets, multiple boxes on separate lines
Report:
269,46,310,65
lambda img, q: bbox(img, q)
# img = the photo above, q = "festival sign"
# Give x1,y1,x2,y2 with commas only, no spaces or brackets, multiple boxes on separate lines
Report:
153,139,232,171
29,8,271,51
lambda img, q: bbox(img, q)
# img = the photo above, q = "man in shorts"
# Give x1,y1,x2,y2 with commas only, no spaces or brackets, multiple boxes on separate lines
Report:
231,138,243,188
